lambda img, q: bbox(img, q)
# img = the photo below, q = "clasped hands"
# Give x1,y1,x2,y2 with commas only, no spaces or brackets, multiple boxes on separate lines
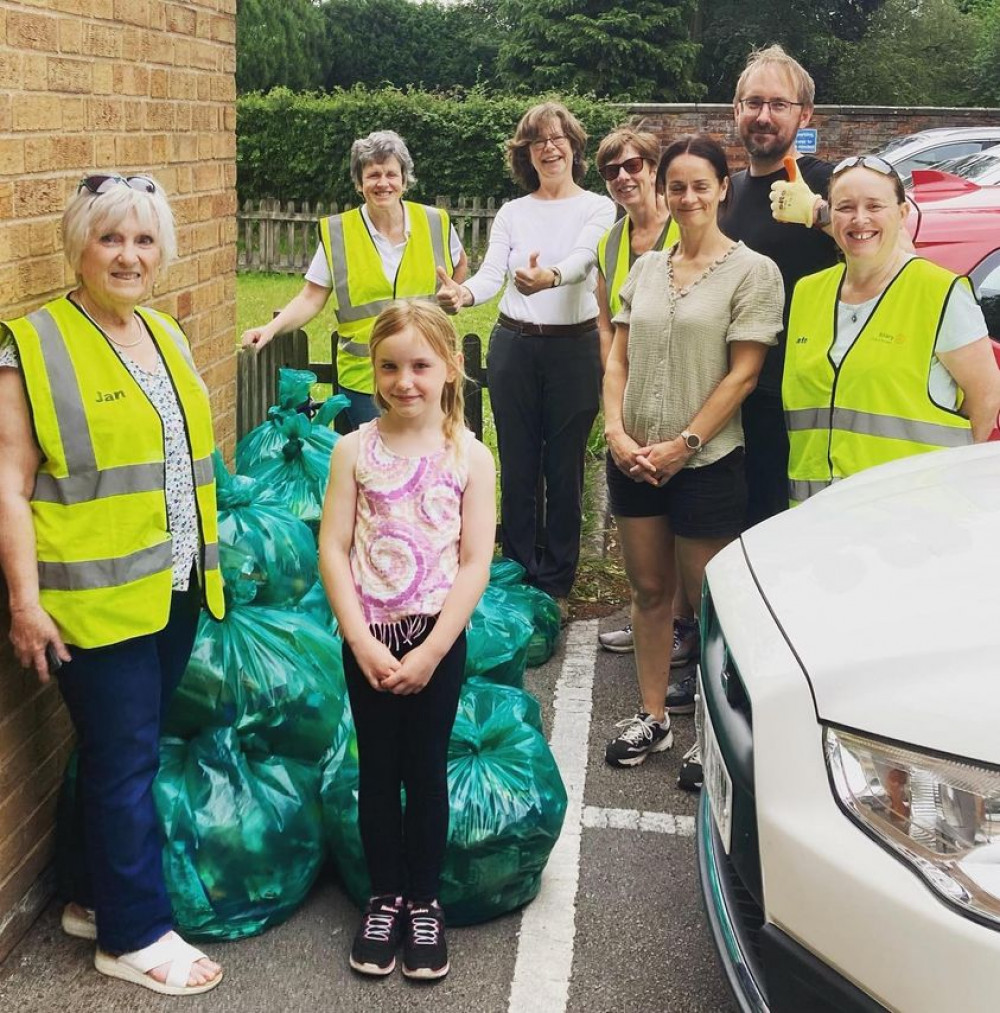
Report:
353,634,437,695
607,431,689,487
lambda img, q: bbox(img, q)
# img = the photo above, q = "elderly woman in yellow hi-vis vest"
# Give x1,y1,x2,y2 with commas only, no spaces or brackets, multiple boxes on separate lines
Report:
241,130,468,429
783,155,1000,506
0,175,225,996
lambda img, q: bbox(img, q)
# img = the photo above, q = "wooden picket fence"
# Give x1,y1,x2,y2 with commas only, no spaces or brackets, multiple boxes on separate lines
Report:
236,196,501,274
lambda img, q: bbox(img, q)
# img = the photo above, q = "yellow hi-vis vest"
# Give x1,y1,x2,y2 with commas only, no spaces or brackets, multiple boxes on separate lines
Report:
597,215,679,317
4,296,225,647
319,201,454,394
783,258,972,506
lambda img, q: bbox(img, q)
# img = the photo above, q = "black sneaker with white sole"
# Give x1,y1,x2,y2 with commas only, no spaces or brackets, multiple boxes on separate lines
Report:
605,712,673,767
402,900,449,981
349,894,404,976
672,617,699,668
665,663,697,715
677,741,703,792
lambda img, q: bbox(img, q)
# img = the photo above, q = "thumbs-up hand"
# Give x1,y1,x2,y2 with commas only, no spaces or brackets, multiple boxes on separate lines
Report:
436,266,468,315
769,155,821,227
513,250,556,296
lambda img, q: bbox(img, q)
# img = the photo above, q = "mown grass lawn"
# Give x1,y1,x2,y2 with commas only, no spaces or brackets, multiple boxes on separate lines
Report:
235,272,626,617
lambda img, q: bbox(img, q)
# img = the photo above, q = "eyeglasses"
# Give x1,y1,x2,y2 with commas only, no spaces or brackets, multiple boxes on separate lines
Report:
832,155,898,178
77,175,157,195
598,156,648,182
529,135,567,151
739,98,804,116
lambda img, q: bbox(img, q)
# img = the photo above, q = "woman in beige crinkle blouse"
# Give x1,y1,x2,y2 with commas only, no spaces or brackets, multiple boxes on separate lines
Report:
601,134,784,772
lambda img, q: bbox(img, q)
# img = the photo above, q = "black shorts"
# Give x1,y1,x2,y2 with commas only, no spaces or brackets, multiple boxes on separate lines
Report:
606,448,747,539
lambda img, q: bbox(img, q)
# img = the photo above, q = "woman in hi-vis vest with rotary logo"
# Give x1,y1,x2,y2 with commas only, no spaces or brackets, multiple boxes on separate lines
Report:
784,155,1000,506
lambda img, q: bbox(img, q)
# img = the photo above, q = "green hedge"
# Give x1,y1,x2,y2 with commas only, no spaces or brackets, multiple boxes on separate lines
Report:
236,87,628,206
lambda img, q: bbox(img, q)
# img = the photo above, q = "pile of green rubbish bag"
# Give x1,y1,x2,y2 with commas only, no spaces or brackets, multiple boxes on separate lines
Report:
62,369,567,940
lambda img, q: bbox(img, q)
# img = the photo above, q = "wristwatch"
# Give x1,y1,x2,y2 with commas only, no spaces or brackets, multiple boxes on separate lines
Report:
680,429,703,453
550,267,562,288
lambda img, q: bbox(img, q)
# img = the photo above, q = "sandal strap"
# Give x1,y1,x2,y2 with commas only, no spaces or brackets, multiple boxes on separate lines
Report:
119,931,208,989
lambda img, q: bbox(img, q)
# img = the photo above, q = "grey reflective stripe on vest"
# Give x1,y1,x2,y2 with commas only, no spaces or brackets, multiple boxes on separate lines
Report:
33,462,164,504
787,405,969,447
831,407,971,448
603,218,627,287
140,309,196,372
29,307,99,476
785,407,829,431
203,541,219,570
192,454,214,488
789,477,831,502
424,205,448,274
38,540,174,591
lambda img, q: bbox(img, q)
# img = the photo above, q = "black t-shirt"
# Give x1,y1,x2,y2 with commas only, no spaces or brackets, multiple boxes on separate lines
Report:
722,155,839,394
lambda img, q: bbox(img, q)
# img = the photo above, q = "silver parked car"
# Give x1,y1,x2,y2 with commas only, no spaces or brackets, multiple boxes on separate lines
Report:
877,126,1000,185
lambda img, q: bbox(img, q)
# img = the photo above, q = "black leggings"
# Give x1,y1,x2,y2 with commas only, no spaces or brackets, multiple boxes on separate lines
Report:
342,623,466,902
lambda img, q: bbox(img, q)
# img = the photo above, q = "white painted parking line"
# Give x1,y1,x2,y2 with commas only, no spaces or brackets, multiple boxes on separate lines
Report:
507,620,599,1013
582,805,696,837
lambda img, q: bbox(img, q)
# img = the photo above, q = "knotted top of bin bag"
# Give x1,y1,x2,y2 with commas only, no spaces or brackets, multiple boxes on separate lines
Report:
155,728,325,941
214,453,319,607
322,680,566,925
164,595,346,764
465,583,534,688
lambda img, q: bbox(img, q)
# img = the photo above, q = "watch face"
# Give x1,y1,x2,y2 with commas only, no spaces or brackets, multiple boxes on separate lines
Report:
685,432,701,450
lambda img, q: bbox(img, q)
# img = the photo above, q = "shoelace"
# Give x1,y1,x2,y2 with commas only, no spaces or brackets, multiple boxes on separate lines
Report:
673,621,696,652
614,715,657,746
362,908,397,942
682,741,701,763
409,909,441,946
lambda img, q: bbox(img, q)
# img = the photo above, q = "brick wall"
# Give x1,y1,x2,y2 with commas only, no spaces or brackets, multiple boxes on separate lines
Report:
627,103,1000,170
0,0,236,962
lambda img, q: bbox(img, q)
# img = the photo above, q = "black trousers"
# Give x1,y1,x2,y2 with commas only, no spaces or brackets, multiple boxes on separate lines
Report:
342,624,466,902
486,323,601,597
742,389,790,529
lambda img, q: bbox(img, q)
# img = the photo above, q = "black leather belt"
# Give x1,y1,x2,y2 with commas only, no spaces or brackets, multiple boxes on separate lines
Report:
497,313,598,337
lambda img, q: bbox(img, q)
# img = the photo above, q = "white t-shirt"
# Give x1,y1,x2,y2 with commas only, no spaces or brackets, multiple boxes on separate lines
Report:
834,266,987,410
305,204,463,289
462,190,615,325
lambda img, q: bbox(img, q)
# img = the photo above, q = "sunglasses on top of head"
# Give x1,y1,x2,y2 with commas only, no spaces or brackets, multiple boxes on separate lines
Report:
77,175,158,195
831,155,899,179
598,156,648,182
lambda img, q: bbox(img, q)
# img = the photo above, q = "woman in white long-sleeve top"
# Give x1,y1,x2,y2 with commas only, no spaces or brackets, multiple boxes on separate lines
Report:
437,102,615,610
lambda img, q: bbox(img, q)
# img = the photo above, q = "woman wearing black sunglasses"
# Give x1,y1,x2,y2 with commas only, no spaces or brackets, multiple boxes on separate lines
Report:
783,156,1000,504
0,173,224,995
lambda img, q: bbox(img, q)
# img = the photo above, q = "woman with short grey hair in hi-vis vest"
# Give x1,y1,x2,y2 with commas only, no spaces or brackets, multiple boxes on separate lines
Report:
241,129,468,430
0,174,225,994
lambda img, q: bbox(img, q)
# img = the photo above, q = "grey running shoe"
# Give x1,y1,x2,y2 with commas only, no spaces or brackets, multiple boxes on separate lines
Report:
672,618,699,667
598,623,633,653
666,663,697,715
605,712,673,767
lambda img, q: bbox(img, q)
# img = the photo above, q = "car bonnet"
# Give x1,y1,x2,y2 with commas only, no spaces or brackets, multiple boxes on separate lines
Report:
739,443,1000,764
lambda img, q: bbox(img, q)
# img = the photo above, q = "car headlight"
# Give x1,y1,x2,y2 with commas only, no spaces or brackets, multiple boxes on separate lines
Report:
825,726,1000,929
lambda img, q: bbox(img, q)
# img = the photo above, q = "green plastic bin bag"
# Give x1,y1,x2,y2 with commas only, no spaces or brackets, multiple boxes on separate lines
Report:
214,454,318,607
323,681,566,925
295,577,339,634
505,583,562,668
465,584,533,687
165,602,346,764
489,557,528,586
155,728,325,941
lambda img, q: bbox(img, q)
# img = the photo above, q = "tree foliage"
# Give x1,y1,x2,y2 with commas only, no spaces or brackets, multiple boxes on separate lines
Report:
236,88,625,206
495,0,703,101
235,0,327,94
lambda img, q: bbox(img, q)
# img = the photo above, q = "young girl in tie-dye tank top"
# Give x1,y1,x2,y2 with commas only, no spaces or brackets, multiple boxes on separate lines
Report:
320,301,496,983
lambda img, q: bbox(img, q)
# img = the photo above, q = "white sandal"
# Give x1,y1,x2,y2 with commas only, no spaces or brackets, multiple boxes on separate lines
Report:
61,903,97,941
94,930,223,996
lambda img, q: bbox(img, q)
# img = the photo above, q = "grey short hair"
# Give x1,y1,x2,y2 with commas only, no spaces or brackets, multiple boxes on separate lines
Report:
349,130,416,189
62,174,177,275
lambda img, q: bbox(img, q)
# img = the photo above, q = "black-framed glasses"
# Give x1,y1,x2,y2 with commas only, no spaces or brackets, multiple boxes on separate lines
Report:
77,174,157,195
529,134,567,151
739,97,804,116
832,155,898,178
598,156,648,182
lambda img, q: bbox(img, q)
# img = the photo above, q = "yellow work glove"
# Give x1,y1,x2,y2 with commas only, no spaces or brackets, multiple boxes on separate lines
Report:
769,155,821,227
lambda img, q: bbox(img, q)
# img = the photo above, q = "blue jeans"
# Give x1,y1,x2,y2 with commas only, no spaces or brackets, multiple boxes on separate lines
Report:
340,385,379,431
56,581,201,954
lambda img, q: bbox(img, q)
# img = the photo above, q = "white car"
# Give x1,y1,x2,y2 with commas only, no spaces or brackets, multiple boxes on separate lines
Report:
698,442,1000,1013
